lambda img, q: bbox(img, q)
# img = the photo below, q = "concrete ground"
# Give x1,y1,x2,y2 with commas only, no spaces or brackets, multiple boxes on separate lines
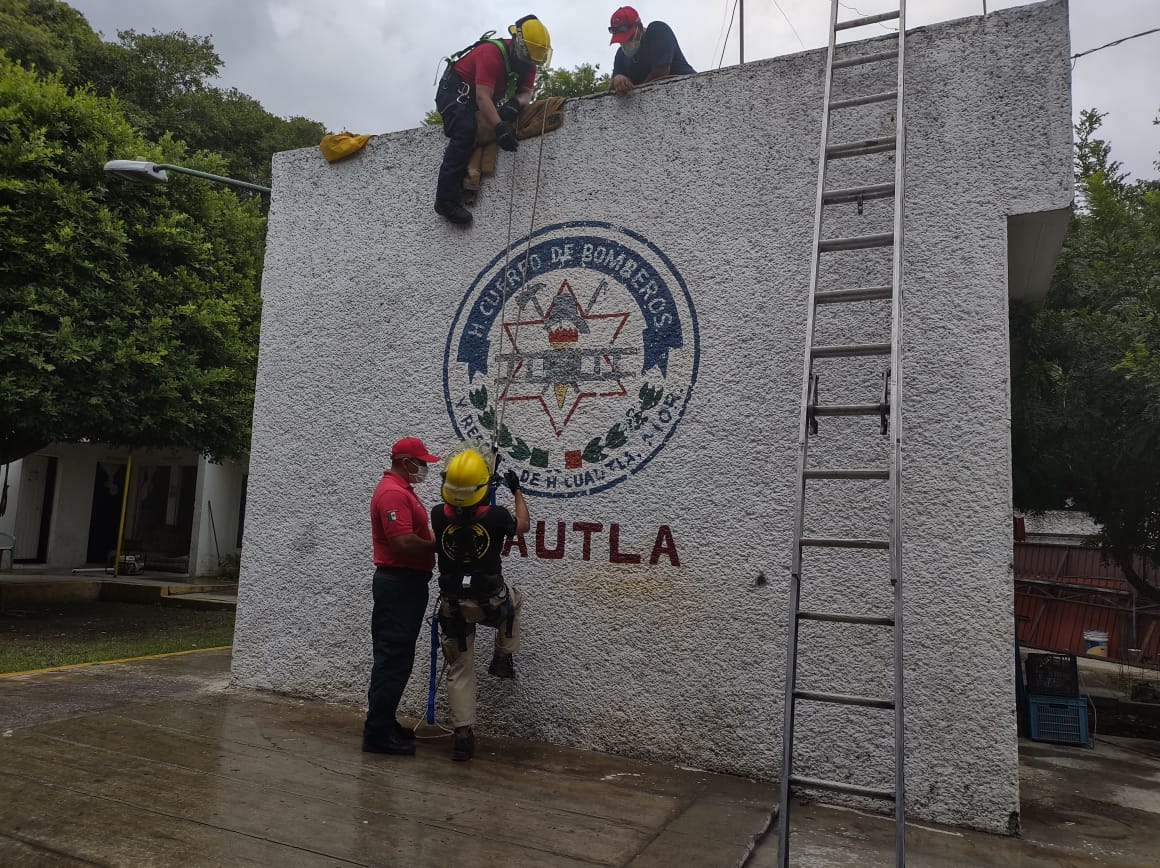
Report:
1,652,1158,867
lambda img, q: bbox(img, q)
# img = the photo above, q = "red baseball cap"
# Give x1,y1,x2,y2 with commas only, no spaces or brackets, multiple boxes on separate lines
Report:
609,6,641,44
391,437,440,463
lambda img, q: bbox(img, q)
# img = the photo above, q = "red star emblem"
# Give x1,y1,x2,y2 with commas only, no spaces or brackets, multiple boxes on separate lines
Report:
498,280,633,437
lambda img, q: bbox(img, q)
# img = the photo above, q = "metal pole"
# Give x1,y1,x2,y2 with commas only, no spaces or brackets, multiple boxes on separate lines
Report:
157,164,271,194
740,0,745,64
112,455,133,578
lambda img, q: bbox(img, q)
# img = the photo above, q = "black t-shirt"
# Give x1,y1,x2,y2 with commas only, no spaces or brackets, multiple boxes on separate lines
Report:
430,503,516,592
612,21,696,85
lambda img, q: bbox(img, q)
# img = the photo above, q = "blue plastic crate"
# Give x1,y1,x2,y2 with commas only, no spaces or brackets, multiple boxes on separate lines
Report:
1028,695,1089,746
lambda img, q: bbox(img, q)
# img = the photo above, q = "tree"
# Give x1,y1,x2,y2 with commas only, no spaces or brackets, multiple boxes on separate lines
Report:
0,1,325,186
532,63,610,101
422,62,611,126
1012,109,1160,602
0,52,266,464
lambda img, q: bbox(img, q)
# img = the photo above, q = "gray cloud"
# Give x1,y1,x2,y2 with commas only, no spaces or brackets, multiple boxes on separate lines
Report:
71,0,1159,178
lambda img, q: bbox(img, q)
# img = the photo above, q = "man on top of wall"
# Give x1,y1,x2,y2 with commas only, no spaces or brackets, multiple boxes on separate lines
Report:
607,6,695,97
433,15,552,226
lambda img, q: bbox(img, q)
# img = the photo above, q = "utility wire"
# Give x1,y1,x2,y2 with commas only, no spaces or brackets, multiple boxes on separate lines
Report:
718,0,741,68
838,1,897,33
1071,27,1160,64
770,0,807,50
711,0,734,69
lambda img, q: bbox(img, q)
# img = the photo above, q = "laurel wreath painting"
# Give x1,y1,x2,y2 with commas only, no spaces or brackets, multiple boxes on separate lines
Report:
469,382,665,468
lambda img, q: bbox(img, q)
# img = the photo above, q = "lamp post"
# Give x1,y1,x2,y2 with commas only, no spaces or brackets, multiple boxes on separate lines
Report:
103,159,271,194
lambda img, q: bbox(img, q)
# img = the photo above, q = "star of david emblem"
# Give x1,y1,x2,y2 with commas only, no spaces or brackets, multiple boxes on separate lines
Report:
496,280,638,437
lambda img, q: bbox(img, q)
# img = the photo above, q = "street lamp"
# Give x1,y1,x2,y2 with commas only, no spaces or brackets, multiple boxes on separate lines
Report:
103,159,271,194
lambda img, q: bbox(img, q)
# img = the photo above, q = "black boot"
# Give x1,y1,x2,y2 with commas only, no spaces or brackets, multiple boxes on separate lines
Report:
362,727,416,756
435,198,473,225
488,652,515,679
452,726,475,762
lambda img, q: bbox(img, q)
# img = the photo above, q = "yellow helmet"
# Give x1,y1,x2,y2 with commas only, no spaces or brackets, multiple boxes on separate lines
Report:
511,15,552,67
441,448,492,508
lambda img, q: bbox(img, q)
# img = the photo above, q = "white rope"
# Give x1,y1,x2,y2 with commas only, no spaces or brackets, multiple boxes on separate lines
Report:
490,106,551,462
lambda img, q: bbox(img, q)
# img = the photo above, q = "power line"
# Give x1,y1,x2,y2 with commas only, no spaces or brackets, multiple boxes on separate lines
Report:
711,0,734,70
770,0,807,51
718,0,740,69
1071,27,1160,63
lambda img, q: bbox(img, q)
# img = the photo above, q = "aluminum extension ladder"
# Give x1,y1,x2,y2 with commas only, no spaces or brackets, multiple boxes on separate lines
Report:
777,1,908,866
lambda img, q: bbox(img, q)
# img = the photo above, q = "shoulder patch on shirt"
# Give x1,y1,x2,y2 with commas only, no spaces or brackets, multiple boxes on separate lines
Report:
386,510,397,521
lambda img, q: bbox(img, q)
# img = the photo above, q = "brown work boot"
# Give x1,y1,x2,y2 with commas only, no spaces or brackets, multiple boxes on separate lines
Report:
452,726,475,762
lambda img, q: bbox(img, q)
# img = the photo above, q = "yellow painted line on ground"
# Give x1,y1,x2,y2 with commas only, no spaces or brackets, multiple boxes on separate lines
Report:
0,645,233,679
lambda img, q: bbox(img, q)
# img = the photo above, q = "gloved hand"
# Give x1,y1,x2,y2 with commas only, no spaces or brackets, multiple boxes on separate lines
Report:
495,122,519,152
498,97,522,124
505,470,521,493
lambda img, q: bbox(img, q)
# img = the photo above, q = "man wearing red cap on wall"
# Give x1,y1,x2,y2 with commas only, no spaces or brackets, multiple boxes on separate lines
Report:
362,436,441,756
607,6,695,96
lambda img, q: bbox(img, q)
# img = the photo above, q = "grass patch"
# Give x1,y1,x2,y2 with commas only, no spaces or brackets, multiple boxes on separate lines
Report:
0,601,235,674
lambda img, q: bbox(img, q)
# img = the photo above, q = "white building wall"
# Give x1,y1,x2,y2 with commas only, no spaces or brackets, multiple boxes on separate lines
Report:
0,458,23,541
233,1,1073,832
190,458,247,576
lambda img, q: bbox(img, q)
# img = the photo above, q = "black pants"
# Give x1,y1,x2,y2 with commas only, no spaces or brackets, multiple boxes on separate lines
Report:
435,73,478,205
364,567,430,739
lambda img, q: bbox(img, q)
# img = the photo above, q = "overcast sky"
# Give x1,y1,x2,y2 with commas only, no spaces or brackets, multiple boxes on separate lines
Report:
69,0,1159,180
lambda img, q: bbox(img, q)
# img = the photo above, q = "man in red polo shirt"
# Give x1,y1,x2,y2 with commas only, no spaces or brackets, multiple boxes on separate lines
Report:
433,15,552,225
363,436,441,755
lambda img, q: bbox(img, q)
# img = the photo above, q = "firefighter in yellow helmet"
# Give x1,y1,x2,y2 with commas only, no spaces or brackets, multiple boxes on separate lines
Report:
433,15,552,225
430,447,530,761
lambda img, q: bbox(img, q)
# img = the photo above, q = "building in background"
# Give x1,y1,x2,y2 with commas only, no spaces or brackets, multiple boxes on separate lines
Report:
0,444,246,578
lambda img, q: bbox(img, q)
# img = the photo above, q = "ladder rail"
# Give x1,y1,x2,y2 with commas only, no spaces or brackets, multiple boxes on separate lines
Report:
889,2,909,863
777,0,840,863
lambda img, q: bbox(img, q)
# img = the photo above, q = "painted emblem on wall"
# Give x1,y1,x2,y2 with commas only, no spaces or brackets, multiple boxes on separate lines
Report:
444,221,700,498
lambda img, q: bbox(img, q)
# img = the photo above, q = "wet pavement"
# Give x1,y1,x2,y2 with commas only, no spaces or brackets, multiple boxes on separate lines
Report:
1,651,1158,866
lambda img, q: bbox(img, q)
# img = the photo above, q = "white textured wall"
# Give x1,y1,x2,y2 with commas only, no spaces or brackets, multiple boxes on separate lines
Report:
190,459,246,576
233,1,1072,833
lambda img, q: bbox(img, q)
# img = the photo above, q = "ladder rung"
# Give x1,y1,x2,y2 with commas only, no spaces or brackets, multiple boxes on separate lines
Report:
827,138,896,159
810,342,891,359
832,49,899,70
835,10,900,31
790,775,895,802
795,690,894,709
809,403,885,417
803,468,889,480
822,183,895,205
798,611,895,626
830,90,898,112
800,537,889,549
819,232,893,252
815,285,892,304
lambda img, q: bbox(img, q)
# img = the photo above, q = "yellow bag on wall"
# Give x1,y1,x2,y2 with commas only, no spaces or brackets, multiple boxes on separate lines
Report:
320,132,370,163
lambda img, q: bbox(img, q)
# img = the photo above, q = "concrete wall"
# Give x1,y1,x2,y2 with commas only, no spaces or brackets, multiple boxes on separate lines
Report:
233,1,1073,832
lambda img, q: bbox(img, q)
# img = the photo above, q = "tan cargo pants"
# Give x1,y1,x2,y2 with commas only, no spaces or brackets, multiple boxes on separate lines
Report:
439,584,523,728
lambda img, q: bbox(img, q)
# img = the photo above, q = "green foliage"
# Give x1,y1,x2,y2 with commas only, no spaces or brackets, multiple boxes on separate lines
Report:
0,52,266,464
423,109,441,127
1013,109,1160,600
0,1,325,186
533,63,610,101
